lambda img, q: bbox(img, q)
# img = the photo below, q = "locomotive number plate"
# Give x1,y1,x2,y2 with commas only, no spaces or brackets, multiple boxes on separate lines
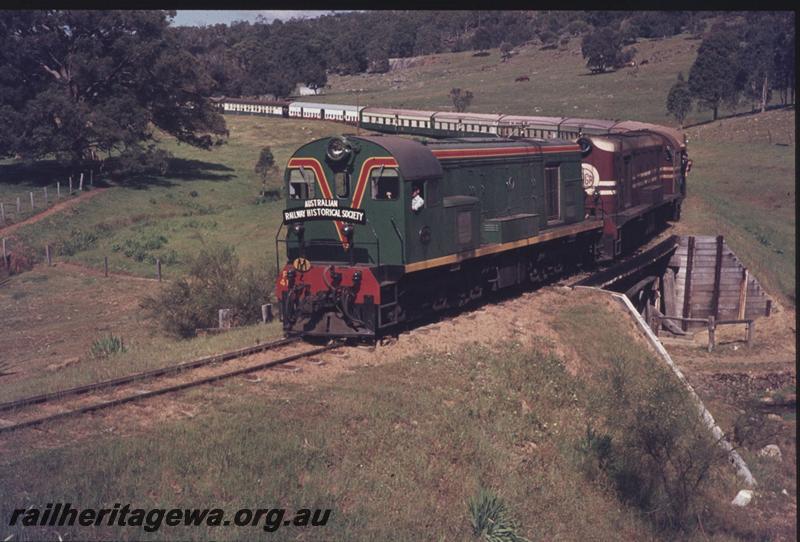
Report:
292,258,312,272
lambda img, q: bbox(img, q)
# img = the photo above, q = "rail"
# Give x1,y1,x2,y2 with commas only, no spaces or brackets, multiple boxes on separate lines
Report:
0,337,299,414
0,340,339,435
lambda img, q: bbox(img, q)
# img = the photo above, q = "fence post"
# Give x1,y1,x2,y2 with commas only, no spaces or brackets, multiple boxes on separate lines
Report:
90,169,93,186
262,303,273,323
79,173,84,191
16,197,21,214
69,176,73,195
57,181,61,200
156,258,162,281
43,186,48,205
219,309,233,329
104,256,109,277
0,202,4,223
29,191,34,210
45,244,52,266
2,238,6,268
707,316,716,353
746,321,754,346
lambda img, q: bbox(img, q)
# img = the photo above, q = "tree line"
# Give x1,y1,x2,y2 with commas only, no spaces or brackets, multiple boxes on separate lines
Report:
667,12,794,125
176,10,718,98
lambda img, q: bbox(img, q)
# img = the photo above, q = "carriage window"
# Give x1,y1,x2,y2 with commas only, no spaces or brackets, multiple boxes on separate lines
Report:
288,168,316,200
371,167,399,200
544,165,560,222
335,172,350,198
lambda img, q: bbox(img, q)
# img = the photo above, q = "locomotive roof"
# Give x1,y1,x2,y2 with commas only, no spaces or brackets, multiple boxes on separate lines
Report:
353,135,443,181
611,121,685,149
587,131,669,152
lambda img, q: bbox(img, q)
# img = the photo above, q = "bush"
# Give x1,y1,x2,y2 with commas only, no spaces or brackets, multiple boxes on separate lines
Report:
90,335,126,359
141,244,273,338
577,357,726,531
112,233,169,262
468,487,529,542
59,229,99,256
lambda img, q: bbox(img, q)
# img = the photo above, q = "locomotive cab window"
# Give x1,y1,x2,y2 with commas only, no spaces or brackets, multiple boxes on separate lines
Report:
288,168,316,200
370,167,399,200
544,165,560,222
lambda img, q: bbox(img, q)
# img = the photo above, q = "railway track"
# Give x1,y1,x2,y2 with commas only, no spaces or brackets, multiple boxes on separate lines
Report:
0,337,340,435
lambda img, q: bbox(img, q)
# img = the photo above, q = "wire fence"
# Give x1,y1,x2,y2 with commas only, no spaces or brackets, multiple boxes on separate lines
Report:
1,236,166,282
0,172,96,227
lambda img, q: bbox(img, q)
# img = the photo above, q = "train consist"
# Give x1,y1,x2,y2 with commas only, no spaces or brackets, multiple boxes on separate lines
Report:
214,97,688,143
216,97,690,337
274,131,689,338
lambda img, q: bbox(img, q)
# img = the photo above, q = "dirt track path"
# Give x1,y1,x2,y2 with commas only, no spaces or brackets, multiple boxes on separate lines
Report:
0,188,108,236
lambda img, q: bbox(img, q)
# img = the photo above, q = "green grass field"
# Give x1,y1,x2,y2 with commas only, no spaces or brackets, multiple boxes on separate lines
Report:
322,34,748,125
683,109,795,304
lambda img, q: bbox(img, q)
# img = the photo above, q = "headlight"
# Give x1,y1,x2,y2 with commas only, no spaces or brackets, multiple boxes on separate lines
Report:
326,137,351,162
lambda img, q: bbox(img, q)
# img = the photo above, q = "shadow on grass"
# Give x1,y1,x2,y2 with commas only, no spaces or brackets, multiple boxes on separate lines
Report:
683,103,795,129
0,157,235,191
122,158,236,190
0,160,68,187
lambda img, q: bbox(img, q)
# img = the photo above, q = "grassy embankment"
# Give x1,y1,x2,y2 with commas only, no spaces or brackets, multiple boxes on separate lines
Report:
2,293,758,541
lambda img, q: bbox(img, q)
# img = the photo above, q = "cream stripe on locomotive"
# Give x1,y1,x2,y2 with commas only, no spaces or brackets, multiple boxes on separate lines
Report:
404,219,604,273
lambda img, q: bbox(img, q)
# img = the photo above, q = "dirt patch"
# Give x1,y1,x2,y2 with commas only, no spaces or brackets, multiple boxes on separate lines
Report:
0,188,107,237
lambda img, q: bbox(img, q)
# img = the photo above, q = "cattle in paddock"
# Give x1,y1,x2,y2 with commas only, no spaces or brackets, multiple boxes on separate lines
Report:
515,75,530,82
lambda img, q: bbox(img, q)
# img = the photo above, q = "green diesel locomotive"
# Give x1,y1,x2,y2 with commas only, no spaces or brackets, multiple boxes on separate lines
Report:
275,134,603,337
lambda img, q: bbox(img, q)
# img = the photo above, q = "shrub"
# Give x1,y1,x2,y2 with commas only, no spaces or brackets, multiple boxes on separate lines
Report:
59,229,98,256
90,335,126,359
578,356,726,531
113,233,169,262
141,244,273,338
467,487,529,542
